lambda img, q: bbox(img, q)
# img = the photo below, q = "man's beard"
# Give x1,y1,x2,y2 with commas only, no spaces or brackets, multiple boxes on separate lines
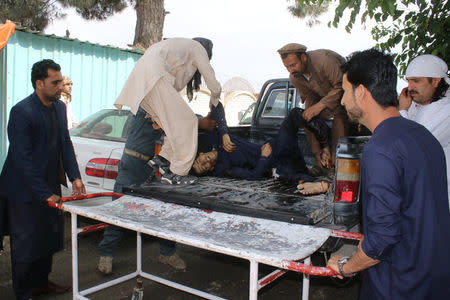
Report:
292,71,302,78
346,106,363,122
409,89,419,101
47,91,61,102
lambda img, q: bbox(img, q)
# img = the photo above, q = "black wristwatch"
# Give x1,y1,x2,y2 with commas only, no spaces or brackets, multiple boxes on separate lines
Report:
337,256,356,278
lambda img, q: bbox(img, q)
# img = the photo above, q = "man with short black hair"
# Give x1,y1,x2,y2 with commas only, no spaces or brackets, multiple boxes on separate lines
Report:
399,54,450,200
0,59,85,299
327,49,450,299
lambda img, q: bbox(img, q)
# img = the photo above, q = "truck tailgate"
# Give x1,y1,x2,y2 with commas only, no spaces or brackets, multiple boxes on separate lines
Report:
123,177,331,225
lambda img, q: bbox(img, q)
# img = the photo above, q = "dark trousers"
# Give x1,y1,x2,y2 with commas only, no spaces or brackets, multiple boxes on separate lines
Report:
274,108,308,158
272,108,316,183
11,255,52,300
305,106,349,159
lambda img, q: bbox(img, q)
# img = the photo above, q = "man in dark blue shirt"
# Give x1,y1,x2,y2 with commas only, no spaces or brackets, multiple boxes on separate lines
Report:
327,49,450,299
192,106,332,194
0,59,85,299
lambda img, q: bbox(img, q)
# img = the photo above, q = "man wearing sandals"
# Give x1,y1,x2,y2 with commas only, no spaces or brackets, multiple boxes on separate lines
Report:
278,43,349,175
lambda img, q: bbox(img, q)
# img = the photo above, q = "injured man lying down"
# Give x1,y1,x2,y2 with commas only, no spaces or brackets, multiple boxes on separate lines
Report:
192,104,332,195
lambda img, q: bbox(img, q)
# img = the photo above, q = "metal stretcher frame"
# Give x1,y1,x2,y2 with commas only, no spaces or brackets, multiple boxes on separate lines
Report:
51,193,362,300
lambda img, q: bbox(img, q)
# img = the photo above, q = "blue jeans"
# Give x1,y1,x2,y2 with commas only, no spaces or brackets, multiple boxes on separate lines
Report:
98,183,176,257
98,226,175,257
98,109,175,257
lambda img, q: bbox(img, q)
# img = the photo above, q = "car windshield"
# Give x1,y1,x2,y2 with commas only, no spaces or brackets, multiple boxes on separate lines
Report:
70,109,131,142
239,103,256,125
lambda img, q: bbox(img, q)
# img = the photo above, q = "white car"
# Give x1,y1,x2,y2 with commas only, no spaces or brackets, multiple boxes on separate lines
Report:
62,108,132,196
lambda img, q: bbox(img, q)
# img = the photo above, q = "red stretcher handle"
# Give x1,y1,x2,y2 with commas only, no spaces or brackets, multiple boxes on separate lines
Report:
283,260,337,276
330,229,363,241
283,230,363,276
48,192,124,210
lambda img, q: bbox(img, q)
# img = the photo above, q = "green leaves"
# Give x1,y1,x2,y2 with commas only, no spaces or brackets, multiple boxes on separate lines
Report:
0,0,129,30
0,0,64,31
288,0,449,74
60,0,128,20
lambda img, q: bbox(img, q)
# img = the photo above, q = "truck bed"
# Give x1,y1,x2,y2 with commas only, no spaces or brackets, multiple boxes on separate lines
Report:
123,177,332,225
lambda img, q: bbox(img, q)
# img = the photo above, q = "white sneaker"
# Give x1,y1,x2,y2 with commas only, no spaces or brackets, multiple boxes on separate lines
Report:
97,256,113,274
158,254,186,270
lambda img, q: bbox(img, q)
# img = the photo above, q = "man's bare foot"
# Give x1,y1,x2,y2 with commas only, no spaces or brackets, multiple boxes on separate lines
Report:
297,181,330,195
320,147,333,169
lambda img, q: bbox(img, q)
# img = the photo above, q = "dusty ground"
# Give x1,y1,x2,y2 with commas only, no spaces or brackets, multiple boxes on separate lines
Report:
0,214,361,300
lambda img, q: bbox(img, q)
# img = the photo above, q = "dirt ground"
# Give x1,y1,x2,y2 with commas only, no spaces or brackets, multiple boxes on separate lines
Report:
0,214,361,300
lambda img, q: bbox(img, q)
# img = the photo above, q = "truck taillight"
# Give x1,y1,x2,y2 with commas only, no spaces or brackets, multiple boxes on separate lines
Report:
334,158,360,203
86,158,120,179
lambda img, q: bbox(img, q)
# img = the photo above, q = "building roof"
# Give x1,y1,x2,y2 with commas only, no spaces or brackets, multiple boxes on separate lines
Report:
15,25,144,55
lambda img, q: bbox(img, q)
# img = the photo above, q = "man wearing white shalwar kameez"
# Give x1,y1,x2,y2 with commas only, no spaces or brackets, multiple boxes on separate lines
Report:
115,37,221,182
399,54,450,204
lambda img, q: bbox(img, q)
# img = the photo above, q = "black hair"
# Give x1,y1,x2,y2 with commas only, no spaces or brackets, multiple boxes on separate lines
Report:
430,78,449,103
186,37,213,102
341,48,398,108
31,59,61,89
193,37,213,59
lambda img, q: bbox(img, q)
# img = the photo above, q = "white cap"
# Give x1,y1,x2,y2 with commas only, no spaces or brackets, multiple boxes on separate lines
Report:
405,54,450,84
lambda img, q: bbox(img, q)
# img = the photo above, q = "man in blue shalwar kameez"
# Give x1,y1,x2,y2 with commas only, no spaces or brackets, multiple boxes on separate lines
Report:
0,59,85,299
327,49,450,299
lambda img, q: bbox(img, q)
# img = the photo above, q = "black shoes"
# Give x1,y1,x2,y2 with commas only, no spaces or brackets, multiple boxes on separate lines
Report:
148,155,170,174
149,155,197,184
161,171,197,185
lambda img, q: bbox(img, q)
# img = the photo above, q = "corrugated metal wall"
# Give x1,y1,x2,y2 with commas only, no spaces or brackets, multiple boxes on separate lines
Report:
0,47,7,168
0,29,142,167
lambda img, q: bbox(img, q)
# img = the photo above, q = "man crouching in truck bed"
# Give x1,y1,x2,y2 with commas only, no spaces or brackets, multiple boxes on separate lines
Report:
191,102,332,195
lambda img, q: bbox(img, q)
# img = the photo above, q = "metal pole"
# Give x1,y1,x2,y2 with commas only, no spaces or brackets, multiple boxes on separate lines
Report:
71,212,79,300
249,260,258,300
140,271,226,300
137,231,142,274
302,256,311,300
80,272,138,296
258,269,286,291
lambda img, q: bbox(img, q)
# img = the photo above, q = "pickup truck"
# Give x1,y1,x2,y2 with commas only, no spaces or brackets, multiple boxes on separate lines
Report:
124,78,370,253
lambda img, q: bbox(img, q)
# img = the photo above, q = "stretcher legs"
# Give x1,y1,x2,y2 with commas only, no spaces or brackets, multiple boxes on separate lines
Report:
69,210,314,299
302,257,311,300
137,232,142,274
71,212,79,299
249,260,258,300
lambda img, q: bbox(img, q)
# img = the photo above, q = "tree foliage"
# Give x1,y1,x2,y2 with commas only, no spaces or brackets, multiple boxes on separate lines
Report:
288,0,332,26
290,0,450,74
1,0,165,48
59,0,128,20
0,0,64,31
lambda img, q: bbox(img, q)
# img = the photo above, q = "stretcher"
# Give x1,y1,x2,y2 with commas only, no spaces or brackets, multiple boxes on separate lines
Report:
51,193,362,300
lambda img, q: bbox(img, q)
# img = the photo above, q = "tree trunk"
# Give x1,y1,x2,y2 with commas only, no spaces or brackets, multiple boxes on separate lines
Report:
133,0,165,49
